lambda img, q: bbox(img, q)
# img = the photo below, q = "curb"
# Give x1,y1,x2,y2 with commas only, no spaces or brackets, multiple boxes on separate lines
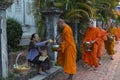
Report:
29,66,62,80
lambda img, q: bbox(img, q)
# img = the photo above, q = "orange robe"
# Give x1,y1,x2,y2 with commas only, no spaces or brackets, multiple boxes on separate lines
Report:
117,27,120,39
105,27,118,55
82,27,100,67
97,28,107,58
57,24,77,74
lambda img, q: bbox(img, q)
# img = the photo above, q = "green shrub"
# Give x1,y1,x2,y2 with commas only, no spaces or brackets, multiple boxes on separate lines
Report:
7,18,23,49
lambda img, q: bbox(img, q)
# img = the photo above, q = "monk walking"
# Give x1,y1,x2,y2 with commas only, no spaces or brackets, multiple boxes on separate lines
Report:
105,22,118,60
57,19,77,80
82,20,100,70
96,22,107,65
117,25,120,40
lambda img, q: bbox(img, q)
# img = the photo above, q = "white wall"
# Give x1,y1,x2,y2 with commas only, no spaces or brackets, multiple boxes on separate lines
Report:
6,0,37,45
6,0,37,36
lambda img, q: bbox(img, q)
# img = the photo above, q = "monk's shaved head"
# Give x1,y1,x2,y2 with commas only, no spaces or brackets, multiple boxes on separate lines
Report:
87,20,94,28
57,19,66,29
57,18,64,22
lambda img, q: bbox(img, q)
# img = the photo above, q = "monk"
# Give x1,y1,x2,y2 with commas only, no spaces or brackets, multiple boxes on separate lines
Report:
117,25,120,39
96,22,107,65
82,20,100,70
105,22,118,60
57,19,77,80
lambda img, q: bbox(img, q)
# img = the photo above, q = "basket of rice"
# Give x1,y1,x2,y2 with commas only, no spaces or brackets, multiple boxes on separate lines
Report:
13,52,30,73
13,65,30,73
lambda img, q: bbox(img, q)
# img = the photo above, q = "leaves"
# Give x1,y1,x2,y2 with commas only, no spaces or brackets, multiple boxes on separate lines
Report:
7,18,23,49
66,9,89,20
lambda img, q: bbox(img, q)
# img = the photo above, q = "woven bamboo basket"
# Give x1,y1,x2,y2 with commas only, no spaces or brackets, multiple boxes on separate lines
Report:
13,52,30,73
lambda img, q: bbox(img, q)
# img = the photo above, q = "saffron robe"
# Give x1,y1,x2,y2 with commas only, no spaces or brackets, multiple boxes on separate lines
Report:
105,27,118,55
97,28,107,58
57,24,77,74
82,27,100,67
117,27,120,39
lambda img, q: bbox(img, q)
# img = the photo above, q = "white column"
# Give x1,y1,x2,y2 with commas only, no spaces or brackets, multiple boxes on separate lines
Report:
0,10,8,78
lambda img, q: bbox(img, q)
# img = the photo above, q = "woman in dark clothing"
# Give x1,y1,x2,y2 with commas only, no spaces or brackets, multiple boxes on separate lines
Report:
27,33,51,75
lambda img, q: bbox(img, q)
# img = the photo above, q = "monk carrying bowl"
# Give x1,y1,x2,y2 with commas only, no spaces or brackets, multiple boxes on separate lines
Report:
107,35,114,42
84,42,93,52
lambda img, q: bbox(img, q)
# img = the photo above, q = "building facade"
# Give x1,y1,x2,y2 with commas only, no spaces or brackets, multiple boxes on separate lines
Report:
6,0,37,45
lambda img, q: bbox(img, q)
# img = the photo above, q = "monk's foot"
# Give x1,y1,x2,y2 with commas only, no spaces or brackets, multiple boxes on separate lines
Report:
98,58,102,65
88,66,97,71
93,69,98,72
110,57,114,60
93,67,97,71
110,56,114,60
98,61,102,65
83,65,88,69
82,64,87,68
82,64,90,69
88,67,94,71
66,74,73,80
66,77,73,80
86,65,91,69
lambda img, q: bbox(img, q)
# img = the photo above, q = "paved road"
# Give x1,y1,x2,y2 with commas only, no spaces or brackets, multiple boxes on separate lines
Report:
113,59,120,80
54,41,120,80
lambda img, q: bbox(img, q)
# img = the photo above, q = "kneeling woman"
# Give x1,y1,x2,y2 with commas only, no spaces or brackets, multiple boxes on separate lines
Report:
27,33,51,75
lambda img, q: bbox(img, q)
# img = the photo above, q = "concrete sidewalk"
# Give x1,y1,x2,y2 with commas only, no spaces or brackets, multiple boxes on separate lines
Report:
54,41,120,80
112,60,120,80
28,41,120,80
29,66,62,80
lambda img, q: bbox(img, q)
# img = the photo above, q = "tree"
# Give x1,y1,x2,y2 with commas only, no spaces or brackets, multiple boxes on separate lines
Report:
95,0,119,23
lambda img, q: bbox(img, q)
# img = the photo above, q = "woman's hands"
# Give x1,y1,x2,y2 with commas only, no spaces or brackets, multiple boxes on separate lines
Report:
45,39,54,43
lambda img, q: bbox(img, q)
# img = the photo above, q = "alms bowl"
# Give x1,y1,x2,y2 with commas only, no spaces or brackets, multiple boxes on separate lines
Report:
51,44,60,51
